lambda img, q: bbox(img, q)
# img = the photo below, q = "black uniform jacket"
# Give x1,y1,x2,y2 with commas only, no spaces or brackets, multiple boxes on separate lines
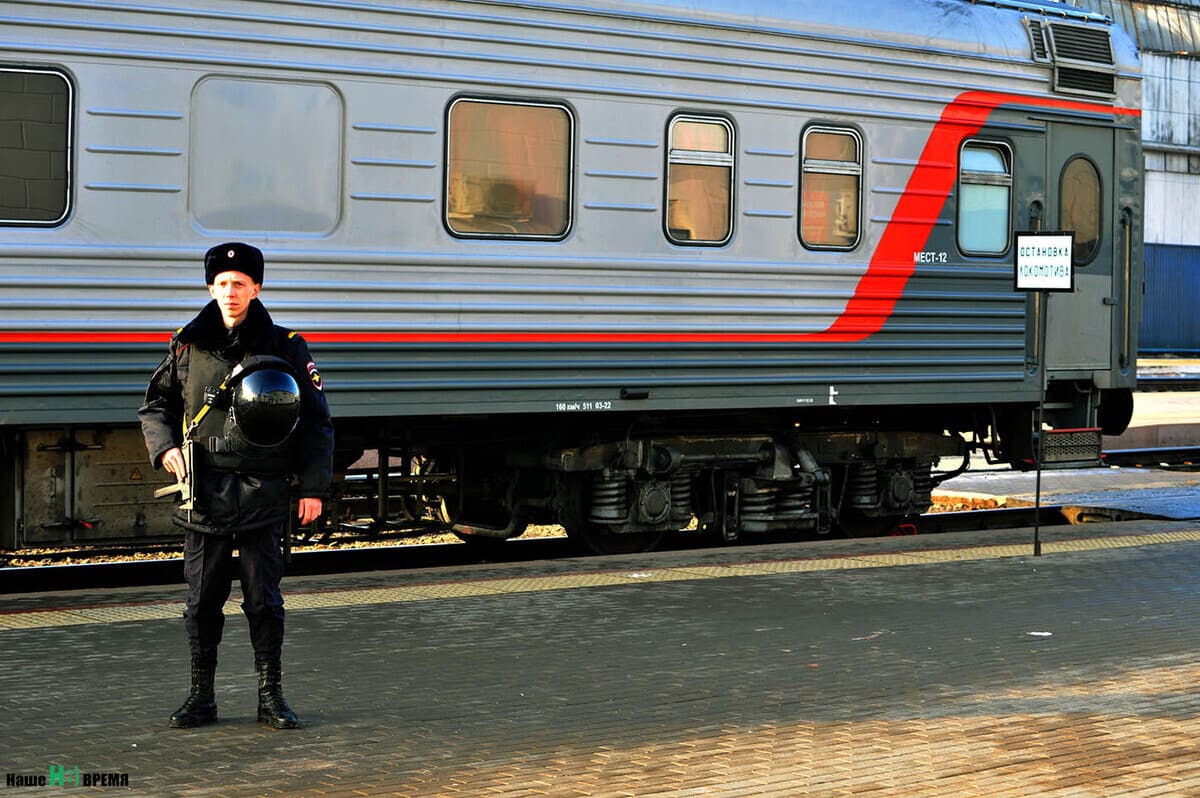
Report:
139,299,334,535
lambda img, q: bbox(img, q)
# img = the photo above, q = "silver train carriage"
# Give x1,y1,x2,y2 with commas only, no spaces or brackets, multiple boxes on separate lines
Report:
0,0,1143,554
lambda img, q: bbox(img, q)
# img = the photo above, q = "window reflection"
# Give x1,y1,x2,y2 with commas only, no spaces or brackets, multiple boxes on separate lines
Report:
957,141,1012,255
1060,156,1101,265
0,68,70,225
446,99,571,238
800,128,861,249
666,116,733,244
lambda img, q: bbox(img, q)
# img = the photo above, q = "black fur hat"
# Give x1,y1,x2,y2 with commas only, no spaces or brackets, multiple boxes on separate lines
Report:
205,242,264,285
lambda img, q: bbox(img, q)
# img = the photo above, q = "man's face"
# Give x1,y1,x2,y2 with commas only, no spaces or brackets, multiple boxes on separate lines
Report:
208,270,261,328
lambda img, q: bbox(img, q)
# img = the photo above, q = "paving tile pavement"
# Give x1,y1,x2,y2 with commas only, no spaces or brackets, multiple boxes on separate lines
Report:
4,530,1200,796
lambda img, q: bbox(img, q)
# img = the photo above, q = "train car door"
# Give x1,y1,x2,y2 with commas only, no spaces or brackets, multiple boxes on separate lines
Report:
1045,122,1115,372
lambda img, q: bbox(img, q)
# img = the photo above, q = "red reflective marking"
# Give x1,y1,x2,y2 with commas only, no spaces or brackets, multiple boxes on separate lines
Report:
0,331,169,343
5,92,1137,347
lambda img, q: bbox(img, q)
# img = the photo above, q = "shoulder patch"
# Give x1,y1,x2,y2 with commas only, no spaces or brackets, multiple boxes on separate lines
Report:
280,328,306,347
306,360,323,391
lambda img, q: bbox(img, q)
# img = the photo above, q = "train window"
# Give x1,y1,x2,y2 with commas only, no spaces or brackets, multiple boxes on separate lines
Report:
0,67,71,226
446,99,572,239
665,116,733,245
1060,156,1101,265
191,78,342,233
799,128,861,250
957,141,1012,255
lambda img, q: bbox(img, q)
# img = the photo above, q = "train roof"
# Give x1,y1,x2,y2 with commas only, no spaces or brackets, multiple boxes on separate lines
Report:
967,0,1110,23
574,0,1116,28
554,0,1136,72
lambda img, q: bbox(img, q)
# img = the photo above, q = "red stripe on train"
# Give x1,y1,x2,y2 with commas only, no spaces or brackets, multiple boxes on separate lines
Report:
2,92,1138,347
0,331,168,343
818,91,1138,343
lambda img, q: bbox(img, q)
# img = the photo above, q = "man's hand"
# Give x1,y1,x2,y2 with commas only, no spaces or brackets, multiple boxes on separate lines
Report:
161,447,187,480
298,498,323,526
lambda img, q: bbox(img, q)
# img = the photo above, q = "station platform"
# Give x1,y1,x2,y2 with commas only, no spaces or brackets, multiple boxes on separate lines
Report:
5,517,1200,796
935,463,1200,522
932,377,1200,522
1104,357,1200,449
1110,389,1200,448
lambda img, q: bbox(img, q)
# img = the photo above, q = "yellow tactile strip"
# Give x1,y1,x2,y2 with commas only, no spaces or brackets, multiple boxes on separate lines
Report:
3,529,1199,632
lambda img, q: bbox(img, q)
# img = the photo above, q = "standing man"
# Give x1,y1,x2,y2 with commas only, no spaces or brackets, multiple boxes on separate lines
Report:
139,242,334,730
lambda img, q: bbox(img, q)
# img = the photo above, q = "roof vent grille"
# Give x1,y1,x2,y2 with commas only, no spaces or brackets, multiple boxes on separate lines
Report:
1054,66,1116,96
1026,18,1050,62
1046,22,1116,98
1048,24,1114,65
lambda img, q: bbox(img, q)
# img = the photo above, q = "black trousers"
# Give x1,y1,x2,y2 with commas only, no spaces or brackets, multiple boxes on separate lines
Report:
182,523,285,664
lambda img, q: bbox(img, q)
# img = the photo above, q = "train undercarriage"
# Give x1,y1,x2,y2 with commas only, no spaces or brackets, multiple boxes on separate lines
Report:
2,393,1121,554
406,430,961,554
329,410,982,555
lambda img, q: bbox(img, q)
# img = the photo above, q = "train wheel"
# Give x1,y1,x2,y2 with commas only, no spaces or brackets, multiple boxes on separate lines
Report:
566,523,668,555
555,474,668,555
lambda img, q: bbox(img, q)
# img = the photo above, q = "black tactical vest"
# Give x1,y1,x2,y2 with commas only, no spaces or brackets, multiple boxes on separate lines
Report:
182,346,294,474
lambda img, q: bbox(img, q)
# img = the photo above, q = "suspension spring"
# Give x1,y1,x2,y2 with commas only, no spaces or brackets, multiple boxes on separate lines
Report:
741,482,777,518
670,472,692,519
588,472,628,522
912,462,934,505
847,463,879,507
776,483,813,518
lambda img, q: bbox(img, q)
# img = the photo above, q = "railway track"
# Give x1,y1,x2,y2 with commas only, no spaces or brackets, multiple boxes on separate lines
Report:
1137,375,1200,392
0,504,1090,595
1104,446,1200,469
0,535,574,595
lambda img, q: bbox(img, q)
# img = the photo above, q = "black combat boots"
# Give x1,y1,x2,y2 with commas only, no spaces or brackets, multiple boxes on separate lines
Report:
169,659,218,728
255,659,299,729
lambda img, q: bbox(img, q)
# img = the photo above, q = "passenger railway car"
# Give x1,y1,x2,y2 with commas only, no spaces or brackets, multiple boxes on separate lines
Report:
0,0,1143,553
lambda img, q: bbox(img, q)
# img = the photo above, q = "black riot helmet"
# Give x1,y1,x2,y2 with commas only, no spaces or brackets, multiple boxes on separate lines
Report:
223,356,302,452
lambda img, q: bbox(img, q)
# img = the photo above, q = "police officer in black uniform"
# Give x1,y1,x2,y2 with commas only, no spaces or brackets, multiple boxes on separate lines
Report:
139,242,334,730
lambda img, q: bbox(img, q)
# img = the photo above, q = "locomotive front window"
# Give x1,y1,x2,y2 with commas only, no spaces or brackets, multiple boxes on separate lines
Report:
1060,156,1101,265
799,127,861,250
957,141,1012,255
665,116,733,245
446,99,572,239
0,67,71,226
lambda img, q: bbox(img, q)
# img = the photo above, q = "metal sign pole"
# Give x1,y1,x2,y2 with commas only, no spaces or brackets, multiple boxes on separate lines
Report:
1014,231,1074,559
1033,291,1048,557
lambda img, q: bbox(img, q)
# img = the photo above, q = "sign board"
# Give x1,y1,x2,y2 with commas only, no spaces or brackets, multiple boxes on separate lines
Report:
1014,231,1075,292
